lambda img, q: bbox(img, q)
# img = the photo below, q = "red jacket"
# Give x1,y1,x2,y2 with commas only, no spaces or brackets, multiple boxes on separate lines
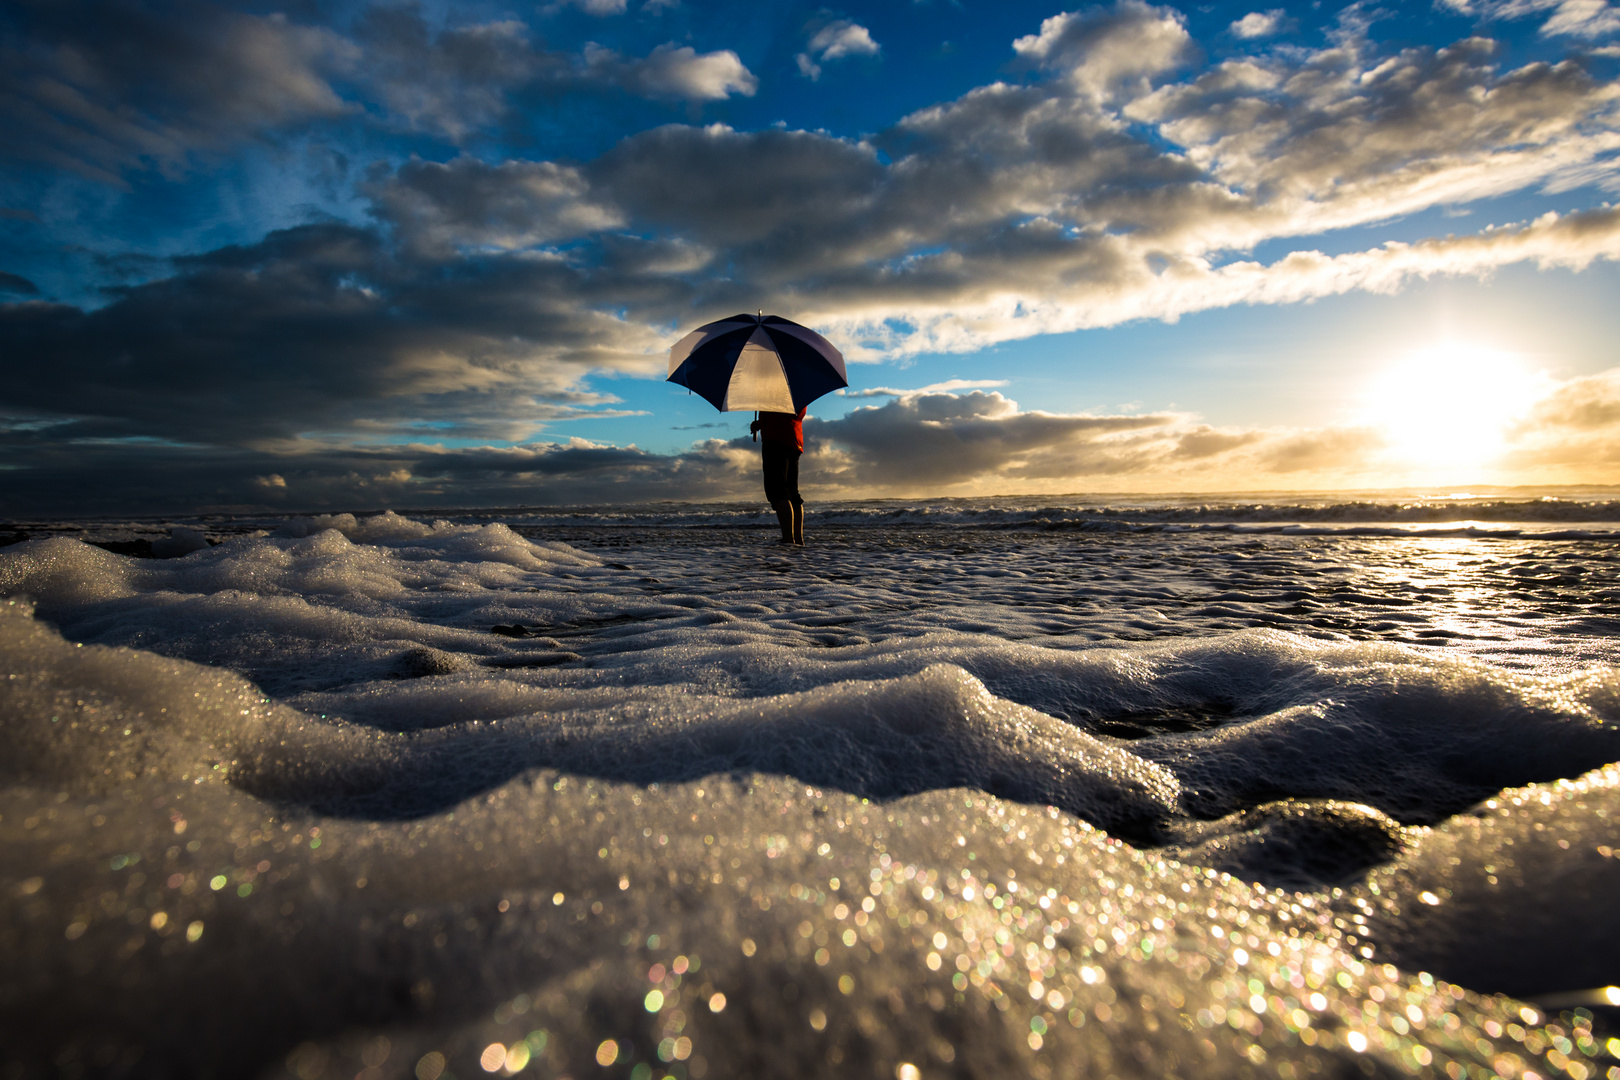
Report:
759,408,806,452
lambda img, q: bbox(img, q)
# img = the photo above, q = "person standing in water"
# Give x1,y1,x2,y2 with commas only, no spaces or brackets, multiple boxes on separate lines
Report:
750,407,806,544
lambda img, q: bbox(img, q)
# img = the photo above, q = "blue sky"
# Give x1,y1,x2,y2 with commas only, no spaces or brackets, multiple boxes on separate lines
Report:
3,0,1619,512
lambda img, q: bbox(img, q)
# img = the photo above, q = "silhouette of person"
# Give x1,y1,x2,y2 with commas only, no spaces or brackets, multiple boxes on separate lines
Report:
750,407,807,544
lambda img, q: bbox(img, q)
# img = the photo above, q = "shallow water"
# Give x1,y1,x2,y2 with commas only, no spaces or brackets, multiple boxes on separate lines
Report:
3,501,1619,1080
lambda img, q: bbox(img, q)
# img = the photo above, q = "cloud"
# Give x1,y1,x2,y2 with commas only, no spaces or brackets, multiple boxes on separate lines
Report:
1502,368,1620,467
0,0,356,181
0,1,759,177
808,392,1174,489
1438,0,1620,39
0,223,668,449
587,123,885,254
840,379,1010,398
1173,425,1264,459
1255,427,1388,473
797,392,1397,494
797,19,880,81
0,430,764,514
1229,10,1288,39
1520,369,1620,431
810,21,882,60
9,365,1620,513
353,8,552,142
584,42,758,101
1125,37,1620,239
369,157,625,255
1012,1,1192,101
0,272,40,295
557,0,630,14
356,12,758,135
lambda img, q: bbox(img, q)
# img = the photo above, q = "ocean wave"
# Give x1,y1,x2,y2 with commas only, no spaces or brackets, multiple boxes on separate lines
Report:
485,495,1620,536
8,492,1620,546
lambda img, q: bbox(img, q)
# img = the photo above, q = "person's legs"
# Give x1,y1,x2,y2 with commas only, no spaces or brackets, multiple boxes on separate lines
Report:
762,444,795,542
784,452,804,545
772,501,795,542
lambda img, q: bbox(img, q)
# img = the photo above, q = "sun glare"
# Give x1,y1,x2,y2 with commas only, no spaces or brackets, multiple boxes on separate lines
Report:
1361,343,1547,470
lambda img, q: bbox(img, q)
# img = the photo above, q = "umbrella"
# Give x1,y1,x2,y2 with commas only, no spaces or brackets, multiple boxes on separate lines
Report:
668,313,848,413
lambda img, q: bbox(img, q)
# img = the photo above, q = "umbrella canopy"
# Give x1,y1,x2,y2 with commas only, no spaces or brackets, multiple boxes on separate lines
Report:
668,313,848,413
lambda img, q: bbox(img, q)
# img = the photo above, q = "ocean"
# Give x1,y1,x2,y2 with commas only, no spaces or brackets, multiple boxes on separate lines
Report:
3,492,1619,1080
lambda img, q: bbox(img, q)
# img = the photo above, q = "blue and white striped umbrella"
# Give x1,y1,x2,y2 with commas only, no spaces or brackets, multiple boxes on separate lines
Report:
668,313,848,413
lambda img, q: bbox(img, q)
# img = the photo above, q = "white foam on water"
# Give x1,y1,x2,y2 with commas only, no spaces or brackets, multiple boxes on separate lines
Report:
1356,762,1620,998
3,513,1619,1078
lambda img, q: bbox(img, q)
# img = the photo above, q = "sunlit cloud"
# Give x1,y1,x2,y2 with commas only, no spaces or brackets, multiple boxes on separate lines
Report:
840,379,1010,398
583,42,758,101
553,0,631,17
797,20,881,81
1013,1,1192,100
1438,0,1620,39
1229,10,1289,39
1502,368,1620,469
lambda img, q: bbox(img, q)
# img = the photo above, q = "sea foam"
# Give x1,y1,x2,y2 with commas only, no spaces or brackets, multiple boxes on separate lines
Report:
3,511,1619,1079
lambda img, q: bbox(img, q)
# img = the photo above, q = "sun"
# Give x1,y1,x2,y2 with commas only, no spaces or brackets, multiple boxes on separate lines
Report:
1360,343,1548,471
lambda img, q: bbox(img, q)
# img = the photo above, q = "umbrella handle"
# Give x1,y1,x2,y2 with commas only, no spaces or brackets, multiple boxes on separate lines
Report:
752,411,758,442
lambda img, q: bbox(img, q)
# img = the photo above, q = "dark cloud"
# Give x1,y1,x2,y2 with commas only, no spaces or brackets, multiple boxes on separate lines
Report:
0,222,666,447
806,391,1176,491
0,0,759,180
0,0,354,181
353,5,549,142
0,390,1232,514
589,124,885,254
0,431,759,516
354,7,757,141
0,272,39,295
370,157,623,255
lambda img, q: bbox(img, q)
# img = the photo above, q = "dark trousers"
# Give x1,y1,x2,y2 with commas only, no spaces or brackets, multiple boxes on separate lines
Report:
761,441,802,506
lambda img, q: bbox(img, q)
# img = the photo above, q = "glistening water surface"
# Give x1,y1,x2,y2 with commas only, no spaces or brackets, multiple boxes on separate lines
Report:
2,498,1619,1080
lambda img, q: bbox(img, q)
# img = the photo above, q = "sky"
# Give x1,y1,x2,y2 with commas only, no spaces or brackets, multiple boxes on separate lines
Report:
2,0,1619,514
